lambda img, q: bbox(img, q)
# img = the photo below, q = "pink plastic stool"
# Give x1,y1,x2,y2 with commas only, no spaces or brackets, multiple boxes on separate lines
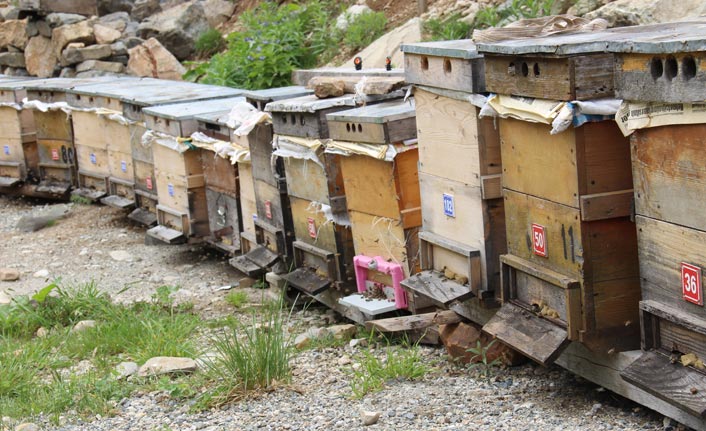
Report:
353,255,407,309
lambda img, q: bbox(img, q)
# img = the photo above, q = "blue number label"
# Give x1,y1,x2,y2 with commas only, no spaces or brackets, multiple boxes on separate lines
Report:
167,183,174,197
443,193,455,218
3,145,9,155
121,160,127,172
90,153,96,164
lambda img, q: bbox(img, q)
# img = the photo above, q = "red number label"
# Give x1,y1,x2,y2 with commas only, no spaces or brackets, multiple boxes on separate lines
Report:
265,201,272,219
532,223,547,257
307,217,317,238
145,177,153,190
51,148,59,161
682,263,703,306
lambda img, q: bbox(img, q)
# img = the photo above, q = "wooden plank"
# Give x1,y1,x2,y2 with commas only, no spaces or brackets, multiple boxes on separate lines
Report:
254,178,288,231
146,225,186,244
282,154,329,203
246,124,276,187
281,267,331,296
238,163,257,238
394,147,421,211
364,310,463,333
340,154,399,218
202,151,238,195
401,270,475,307
291,68,405,87
632,124,706,230
577,121,633,199
580,189,633,221
621,350,706,418
483,302,570,365
636,216,706,324
107,149,134,184
403,52,484,93
415,89,483,186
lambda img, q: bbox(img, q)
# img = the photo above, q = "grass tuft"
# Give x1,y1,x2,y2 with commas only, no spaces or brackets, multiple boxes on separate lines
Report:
350,344,430,399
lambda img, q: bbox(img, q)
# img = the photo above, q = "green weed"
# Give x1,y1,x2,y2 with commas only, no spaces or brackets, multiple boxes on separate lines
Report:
466,339,502,377
350,343,429,399
475,0,555,29
225,290,249,309
69,194,92,205
423,13,471,41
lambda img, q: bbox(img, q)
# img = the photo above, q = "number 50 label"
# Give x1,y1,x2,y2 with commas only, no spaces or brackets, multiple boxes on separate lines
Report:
531,223,547,257
682,262,703,306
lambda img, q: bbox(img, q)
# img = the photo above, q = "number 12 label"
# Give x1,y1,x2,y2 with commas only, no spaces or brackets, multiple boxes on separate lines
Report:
682,262,703,306
532,223,547,257
443,193,455,218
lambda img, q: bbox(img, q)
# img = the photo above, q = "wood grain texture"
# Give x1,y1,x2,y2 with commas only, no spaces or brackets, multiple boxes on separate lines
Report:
616,53,706,103
202,151,238,195
349,209,414,277
254,178,287,231
632,125,706,231
289,195,338,253
483,302,570,365
283,153,329,204
205,188,241,252
238,163,257,238
580,189,634,221
247,124,277,186
365,310,463,332
401,269,475,307
415,89,485,186
404,53,484,93
340,154,399,218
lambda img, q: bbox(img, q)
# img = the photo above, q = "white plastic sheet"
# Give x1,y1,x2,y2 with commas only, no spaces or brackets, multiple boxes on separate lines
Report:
190,131,250,164
221,101,271,136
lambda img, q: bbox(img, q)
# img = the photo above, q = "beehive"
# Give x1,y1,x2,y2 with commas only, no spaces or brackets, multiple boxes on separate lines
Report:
65,79,243,222
141,96,245,244
222,87,312,276
607,23,706,418
264,92,401,295
325,99,420,315
476,34,640,365
0,77,37,189
399,40,505,314
21,77,117,197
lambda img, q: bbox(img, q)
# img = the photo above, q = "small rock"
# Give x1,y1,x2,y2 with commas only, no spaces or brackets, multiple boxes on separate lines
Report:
138,356,198,376
131,0,161,21
127,37,185,80
109,250,132,262
0,52,25,68
328,324,357,340
76,59,125,74
114,361,139,380
0,268,20,281
361,410,380,426
24,36,57,78
15,423,40,431
61,43,112,66
587,402,602,416
72,320,96,332
0,291,12,305
36,327,48,337
294,333,311,350
349,338,368,348
337,355,352,366
0,19,29,50
310,77,344,98
110,40,127,56
33,269,49,278
52,19,95,58
513,402,534,413
663,416,678,431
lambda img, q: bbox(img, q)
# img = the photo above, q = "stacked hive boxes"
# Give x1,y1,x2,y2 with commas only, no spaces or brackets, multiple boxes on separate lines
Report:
0,77,36,190
476,33,640,365
400,41,506,316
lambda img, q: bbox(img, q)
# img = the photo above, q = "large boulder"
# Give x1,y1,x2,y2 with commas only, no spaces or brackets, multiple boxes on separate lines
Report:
131,0,161,22
52,19,95,58
61,44,112,66
94,24,122,44
98,12,130,33
25,36,57,78
199,0,235,27
45,13,86,28
127,37,185,80
0,19,30,50
136,1,209,60
584,0,706,26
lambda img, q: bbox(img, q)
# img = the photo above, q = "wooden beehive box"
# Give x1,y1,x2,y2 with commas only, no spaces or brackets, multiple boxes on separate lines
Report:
193,109,244,255
394,82,504,313
22,77,115,197
142,96,245,244
401,40,485,93
482,117,640,365
0,78,37,188
266,92,403,139
326,99,421,315
66,79,244,208
476,32,619,101
606,24,706,418
242,86,312,112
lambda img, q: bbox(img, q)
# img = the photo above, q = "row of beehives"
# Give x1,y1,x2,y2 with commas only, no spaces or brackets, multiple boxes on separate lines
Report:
1,17,706,427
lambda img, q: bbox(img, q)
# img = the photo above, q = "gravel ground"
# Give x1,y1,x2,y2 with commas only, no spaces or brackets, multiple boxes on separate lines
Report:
0,196,671,431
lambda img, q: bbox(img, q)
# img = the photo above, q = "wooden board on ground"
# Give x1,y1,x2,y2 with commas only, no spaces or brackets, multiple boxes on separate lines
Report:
365,310,463,332
483,302,570,365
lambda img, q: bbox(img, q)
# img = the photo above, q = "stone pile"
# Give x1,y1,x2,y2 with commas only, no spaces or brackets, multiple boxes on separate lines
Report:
0,0,233,79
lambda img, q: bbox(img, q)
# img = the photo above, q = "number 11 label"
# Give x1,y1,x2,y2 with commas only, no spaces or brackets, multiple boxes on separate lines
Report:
682,262,703,306
532,223,547,257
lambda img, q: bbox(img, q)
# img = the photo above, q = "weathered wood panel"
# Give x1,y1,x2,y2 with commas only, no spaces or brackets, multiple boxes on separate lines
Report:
254,178,287,231
340,154,399,218
283,155,329,204
246,124,276,186
238,162,257,238
349,209,416,277
616,53,706,103
484,54,614,101
404,53,484,93
289,195,338,253
202,151,238,195
632,124,706,231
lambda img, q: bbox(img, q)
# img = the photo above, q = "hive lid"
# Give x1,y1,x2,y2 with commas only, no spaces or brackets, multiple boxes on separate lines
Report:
401,39,482,59
242,86,313,103
473,20,706,56
326,99,415,124
142,96,247,120
265,91,403,113
1,76,121,92
65,78,245,106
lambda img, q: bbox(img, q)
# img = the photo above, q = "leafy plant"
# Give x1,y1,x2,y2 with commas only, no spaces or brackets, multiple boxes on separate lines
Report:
198,299,292,407
466,339,502,377
342,10,387,51
474,0,555,29
423,13,471,41
349,344,429,399
70,194,93,205
192,1,340,90
195,28,226,58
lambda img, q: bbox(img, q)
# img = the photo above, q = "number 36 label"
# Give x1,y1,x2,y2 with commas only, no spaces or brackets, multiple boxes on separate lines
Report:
531,223,547,257
682,262,703,306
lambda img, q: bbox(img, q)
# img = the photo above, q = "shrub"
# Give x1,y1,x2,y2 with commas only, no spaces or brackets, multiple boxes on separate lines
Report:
195,28,226,58
423,13,471,41
342,10,387,51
